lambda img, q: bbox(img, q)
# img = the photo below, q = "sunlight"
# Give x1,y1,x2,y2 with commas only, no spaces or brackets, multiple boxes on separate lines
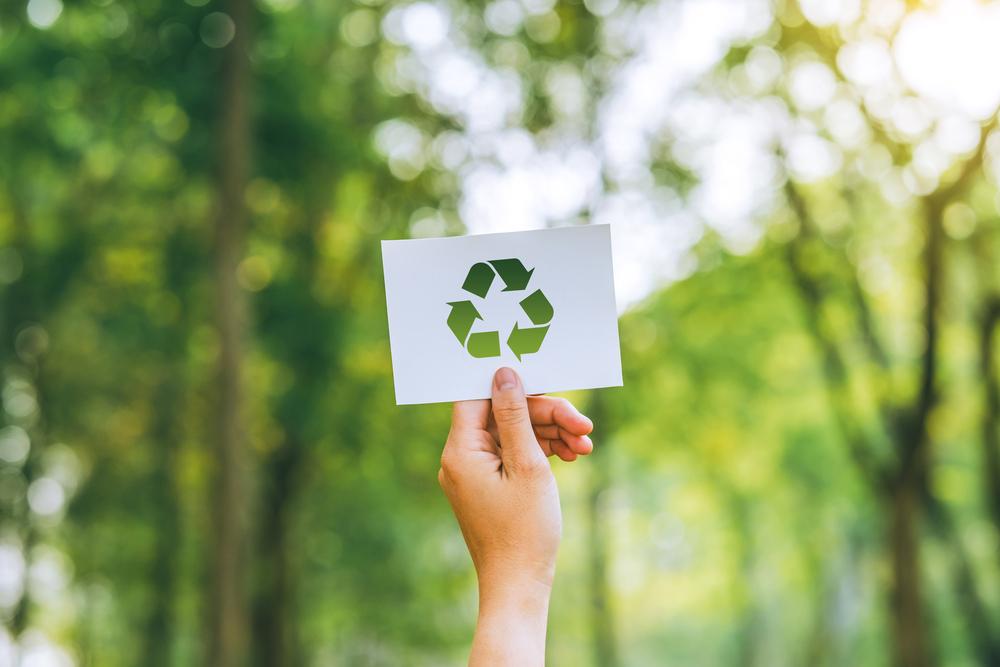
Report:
894,0,1000,120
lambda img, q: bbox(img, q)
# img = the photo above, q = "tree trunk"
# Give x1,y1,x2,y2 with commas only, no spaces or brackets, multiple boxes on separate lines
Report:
924,493,1000,665
979,300,1000,559
586,395,619,667
881,196,942,667
730,499,759,667
142,383,182,667
886,477,932,667
252,437,303,667
209,0,252,664
5,201,38,640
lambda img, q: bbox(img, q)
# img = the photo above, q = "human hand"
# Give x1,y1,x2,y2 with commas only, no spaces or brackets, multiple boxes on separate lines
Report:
438,367,594,666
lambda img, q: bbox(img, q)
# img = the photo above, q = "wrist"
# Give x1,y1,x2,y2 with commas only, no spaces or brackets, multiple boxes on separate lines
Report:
471,576,551,666
476,550,557,591
477,571,552,619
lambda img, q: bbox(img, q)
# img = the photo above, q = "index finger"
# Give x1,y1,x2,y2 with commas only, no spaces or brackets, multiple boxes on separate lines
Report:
527,396,593,436
451,399,491,432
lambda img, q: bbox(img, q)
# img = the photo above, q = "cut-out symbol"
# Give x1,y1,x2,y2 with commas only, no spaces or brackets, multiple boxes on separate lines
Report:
446,258,553,360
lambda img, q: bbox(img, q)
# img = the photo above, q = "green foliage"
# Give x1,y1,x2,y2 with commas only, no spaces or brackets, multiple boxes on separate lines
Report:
2,0,1000,666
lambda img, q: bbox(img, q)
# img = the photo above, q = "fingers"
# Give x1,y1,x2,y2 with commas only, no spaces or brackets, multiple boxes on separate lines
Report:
530,396,594,461
451,380,595,467
533,424,593,457
444,400,494,464
451,399,490,433
491,367,548,475
527,396,593,436
539,438,579,462
487,418,593,462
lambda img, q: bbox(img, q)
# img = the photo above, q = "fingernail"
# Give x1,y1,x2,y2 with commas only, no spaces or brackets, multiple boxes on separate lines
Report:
494,367,518,391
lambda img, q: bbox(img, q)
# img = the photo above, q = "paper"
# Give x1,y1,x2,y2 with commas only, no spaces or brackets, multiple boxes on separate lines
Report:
381,225,623,405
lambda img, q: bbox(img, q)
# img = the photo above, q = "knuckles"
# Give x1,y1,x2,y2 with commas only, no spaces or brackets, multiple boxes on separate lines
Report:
507,455,549,480
493,402,528,427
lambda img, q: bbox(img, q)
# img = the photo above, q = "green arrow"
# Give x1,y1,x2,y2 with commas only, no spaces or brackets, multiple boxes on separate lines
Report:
446,300,482,344
489,258,534,291
507,323,549,361
519,289,553,325
462,262,495,298
467,331,501,358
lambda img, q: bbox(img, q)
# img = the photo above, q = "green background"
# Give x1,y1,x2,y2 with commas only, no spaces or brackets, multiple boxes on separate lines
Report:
1,0,1000,665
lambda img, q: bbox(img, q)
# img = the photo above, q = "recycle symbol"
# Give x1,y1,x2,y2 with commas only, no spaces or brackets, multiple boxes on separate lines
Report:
446,258,554,360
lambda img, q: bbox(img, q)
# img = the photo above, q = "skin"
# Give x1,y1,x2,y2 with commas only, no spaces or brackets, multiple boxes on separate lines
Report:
438,367,594,666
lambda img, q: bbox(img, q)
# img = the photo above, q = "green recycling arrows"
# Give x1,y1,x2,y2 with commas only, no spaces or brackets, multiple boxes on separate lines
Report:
508,323,549,361
446,258,553,360
519,289,553,325
446,300,482,342
467,331,501,358
462,262,494,298
489,259,534,291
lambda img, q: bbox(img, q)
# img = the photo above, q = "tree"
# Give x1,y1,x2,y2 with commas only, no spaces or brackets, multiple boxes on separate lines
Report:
208,0,253,664
771,15,1000,663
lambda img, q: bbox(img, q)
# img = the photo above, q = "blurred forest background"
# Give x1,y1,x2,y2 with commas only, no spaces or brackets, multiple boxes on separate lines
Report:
2,0,1000,665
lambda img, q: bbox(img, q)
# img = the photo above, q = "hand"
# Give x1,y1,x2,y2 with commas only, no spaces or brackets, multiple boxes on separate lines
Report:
438,367,594,666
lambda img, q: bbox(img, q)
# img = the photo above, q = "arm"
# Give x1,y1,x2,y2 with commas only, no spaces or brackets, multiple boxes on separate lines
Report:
439,367,594,666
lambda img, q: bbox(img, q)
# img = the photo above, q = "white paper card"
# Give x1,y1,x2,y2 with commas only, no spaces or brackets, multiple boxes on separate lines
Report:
381,225,623,405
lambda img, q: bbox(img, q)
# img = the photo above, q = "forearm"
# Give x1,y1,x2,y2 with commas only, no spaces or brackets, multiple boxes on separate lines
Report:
470,577,552,666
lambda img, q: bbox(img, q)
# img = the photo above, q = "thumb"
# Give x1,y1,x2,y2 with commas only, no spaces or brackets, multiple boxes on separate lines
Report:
491,367,546,474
